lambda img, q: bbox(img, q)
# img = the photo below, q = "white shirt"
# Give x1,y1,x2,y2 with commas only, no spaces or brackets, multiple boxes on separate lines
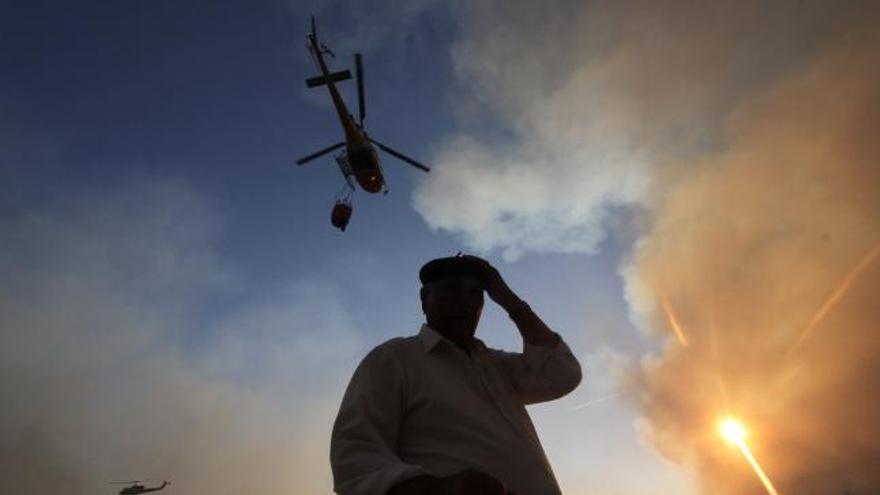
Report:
330,325,582,495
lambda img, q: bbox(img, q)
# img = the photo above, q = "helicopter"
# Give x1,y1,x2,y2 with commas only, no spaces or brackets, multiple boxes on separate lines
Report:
110,480,170,494
296,16,430,231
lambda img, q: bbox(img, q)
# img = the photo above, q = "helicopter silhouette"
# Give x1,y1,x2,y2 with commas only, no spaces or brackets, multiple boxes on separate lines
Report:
296,16,430,231
110,480,170,494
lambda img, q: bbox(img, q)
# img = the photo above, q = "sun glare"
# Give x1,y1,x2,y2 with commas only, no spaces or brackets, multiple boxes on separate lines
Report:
718,417,781,495
719,418,746,445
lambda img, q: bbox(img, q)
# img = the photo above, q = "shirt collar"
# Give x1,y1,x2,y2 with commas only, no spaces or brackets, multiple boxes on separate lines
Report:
419,324,487,354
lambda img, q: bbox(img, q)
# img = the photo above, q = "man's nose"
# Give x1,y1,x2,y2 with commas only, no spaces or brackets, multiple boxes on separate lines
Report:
454,292,483,309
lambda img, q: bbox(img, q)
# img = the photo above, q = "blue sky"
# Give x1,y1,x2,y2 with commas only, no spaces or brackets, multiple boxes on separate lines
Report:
4,1,878,494
3,1,684,493
2,0,654,366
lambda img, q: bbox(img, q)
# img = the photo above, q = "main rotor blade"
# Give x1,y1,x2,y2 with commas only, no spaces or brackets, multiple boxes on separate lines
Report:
296,142,345,165
367,138,430,172
355,53,365,127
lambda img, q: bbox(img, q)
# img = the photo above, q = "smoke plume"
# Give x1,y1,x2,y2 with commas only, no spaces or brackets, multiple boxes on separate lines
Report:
415,0,867,259
416,0,880,493
0,179,359,494
625,19,880,495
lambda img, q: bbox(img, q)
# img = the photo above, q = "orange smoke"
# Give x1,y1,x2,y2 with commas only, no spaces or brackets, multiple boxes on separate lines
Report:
627,9,880,494
787,242,880,355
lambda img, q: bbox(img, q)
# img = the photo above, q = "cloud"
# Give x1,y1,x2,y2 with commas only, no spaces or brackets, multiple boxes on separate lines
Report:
0,178,361,494
578,345,631,400
413,0,864,259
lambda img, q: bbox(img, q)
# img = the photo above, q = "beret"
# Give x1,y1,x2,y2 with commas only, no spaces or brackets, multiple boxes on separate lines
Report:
419,255,490,286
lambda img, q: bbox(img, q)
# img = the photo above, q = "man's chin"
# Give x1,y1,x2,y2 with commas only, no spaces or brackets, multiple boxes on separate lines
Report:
450,322,479,337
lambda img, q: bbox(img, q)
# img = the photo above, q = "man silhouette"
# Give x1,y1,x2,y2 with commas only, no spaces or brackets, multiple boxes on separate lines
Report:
331,255,582,494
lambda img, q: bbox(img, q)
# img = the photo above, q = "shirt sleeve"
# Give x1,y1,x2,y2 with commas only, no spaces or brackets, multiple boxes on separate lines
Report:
487,336,582,405
330,345,428,495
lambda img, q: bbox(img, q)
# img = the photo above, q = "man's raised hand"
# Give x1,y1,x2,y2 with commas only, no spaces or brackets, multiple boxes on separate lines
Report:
459,255,522,313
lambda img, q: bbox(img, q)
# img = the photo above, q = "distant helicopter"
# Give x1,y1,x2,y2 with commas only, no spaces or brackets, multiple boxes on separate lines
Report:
110,480,170,494
296,16,430,231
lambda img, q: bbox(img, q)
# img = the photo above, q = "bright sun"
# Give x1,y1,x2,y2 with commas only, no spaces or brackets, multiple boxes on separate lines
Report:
719,418,747,445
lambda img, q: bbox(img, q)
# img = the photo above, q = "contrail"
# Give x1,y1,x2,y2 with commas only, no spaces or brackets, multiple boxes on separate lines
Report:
569,393,619,411
787,241,880,356
660,291,689,347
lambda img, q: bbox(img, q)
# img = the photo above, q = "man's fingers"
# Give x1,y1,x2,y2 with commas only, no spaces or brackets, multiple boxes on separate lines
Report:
460,254,494,270
461,255,501,281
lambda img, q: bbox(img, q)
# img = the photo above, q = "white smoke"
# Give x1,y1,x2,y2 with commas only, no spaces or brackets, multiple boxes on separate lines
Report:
413,0,856,259
0,178,361,494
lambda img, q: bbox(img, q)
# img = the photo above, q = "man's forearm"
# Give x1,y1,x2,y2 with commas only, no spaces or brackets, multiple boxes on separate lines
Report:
505,299,560,348
471,254,561,348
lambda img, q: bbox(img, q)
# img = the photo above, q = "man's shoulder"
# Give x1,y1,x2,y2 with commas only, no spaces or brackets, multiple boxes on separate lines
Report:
368,334,422,357
354,334,422,376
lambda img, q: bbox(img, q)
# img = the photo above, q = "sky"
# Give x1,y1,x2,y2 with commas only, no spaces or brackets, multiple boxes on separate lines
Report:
2,1,878,494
